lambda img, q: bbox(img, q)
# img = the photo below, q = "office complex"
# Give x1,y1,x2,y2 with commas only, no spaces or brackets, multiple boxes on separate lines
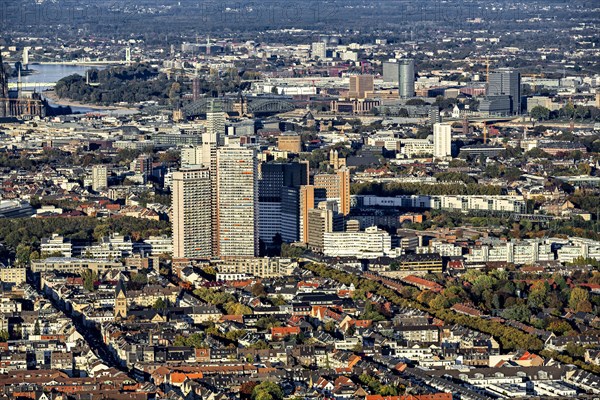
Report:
383,61,400,84
487,68,521,114
399,59,415,98
171,167,212,259
348,75,374,99
299,185,315,244
216,145,258,258
433,123,452,159
91,165,108,192
258,162,309,244
313,168,351,215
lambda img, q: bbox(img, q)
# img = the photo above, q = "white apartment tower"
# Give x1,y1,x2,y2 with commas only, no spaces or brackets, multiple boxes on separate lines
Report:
216,145,259,258
433,123,452,159
91,165,108,192
172,167,212,259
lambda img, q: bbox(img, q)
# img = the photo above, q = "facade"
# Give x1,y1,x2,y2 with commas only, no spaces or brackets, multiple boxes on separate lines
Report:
398,59,415,98
433,123,452,159
314,168,351,216
348,75,374,99
258,162,309,244
91,165,108,192
299,185,315,244
217,145,258,258
487,68,521,114
171,167,212,259
277,135,302,153
383,61,400,84
0,266,26,285
322,226,392,258
213,257,296,278
311,42,326,59
356,195,527,214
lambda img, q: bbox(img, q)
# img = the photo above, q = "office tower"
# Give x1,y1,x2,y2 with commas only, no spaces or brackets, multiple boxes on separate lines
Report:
171,167,212,259
192,77,201,102
313,167,351,216
429,107,442,125
206,100,226,141
311,42,326,59
487,68,521,114
399,59,415,99
258,162,309,244
299,185,315,244
217,145,258,258
307,201,343,252
91,165,108,192
349,75,374,99
383,61,400,84
433,123,452,159
277,135,302,153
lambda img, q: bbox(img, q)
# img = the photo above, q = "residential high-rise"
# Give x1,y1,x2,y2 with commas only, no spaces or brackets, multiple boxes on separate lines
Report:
258,162,309,244
433,123,452,159
398,59,415,99
349,75,374,99
171,167,212,259
192,77,201,102
217,145,258,258
311,42,327,59
91,165,108,192
487,68,521,114
313,167,351,216
383,61,400,84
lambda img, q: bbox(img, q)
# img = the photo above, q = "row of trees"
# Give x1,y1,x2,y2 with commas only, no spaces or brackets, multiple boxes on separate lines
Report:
303,263,544,352
351,181,502,197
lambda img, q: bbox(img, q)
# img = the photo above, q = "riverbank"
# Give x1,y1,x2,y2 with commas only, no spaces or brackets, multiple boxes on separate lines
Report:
43,89,137,112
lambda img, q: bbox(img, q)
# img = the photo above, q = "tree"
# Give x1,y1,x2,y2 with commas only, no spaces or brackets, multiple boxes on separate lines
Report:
81,269,98,292
568,287,590,311
0,330,8,342
530,106,550,121
153,298,167,311
251,282,266,298
252,381,283,400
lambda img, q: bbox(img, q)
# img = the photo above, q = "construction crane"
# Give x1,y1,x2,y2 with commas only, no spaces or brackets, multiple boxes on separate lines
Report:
469,56,492,84
522,73,545,89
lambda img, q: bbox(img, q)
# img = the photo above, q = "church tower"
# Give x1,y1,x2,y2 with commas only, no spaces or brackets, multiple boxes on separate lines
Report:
114,280,128,319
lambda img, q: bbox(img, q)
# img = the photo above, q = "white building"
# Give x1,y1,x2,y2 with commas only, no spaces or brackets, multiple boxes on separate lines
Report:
322,226,392,258
433,123,452,159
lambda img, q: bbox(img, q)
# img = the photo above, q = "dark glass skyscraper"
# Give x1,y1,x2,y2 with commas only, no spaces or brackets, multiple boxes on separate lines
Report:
487,68,521,115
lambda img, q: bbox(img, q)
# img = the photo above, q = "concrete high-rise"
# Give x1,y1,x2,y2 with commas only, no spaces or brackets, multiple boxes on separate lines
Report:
313,167,351,216
299,185,315,244
307,201,344,253
349,75,374,99
171,167,212,259
311,42,326,59
216,145,258,258
487,68,521,114
398,59,415,99
206,100,226,142
91,165,108,192
383,61,400,84
433,123,452,159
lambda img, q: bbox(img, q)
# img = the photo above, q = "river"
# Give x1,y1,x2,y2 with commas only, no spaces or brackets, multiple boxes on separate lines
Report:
7,64,118,114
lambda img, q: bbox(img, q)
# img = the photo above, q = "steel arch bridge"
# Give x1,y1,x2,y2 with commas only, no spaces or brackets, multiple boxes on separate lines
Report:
247,98,295,114
182,97,296,117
